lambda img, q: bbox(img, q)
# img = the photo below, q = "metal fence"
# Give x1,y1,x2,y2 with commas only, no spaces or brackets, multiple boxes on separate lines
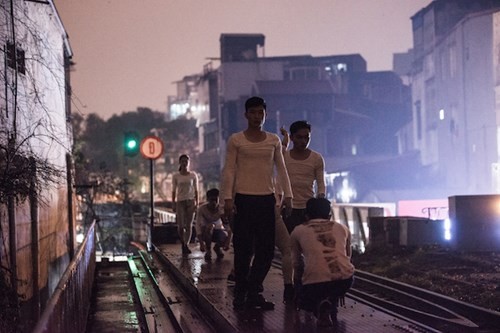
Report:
153,207,176,223
332,203,396,252
32,222,96,333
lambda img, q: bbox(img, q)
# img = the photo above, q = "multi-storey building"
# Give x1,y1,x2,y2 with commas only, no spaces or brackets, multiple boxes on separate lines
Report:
170,33,412,202
408,0,500,197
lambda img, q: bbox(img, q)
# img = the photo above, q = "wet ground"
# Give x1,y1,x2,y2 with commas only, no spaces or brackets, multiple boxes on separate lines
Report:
86,259,145,333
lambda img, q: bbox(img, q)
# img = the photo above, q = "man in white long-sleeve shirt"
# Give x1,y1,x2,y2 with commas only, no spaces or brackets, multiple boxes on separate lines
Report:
282,120,326,234
222,96,293,310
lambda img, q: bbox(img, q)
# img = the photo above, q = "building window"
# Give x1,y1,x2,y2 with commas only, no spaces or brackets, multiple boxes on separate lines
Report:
351,144,357,156
286,67,321,81
363,84,372,98
439,50,447,80
449,44,457,78
415,101,422,140
336,63,347,72
6,41,26,74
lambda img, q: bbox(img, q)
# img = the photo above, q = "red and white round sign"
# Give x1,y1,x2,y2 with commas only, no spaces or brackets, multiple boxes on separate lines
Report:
140,135,164,160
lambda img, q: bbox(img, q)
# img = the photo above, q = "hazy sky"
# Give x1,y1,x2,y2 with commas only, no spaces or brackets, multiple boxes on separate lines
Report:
55,0,432,120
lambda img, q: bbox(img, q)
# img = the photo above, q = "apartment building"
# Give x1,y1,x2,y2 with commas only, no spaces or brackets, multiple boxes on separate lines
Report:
408,0,500,196
169,33,412,202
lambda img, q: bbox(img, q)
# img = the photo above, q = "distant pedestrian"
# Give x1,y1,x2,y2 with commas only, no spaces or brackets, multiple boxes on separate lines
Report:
290,197,354,327
195,188,229,260
172,154,199,255
221,96,293,310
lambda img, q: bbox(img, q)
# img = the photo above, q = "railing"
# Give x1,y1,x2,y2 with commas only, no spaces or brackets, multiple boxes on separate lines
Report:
32,222,96,333
154,207,176,223
332,203,395,252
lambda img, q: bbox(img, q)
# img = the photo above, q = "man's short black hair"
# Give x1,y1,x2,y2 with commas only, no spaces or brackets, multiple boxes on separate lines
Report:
290,120,311,136
245,96,266,111
206,188,219,199
306,197,331,219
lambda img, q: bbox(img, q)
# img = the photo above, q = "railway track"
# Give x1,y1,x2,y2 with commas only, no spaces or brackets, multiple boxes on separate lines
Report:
349,270,500,333
131,250,500,333
271,253,500,333
128,251,217,333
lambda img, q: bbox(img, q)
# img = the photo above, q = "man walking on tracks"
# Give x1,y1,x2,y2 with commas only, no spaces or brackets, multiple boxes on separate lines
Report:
221,96,293,310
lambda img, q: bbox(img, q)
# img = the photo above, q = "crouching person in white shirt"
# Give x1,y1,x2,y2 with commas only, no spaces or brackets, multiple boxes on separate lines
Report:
290,197,354,327
196,188,230,260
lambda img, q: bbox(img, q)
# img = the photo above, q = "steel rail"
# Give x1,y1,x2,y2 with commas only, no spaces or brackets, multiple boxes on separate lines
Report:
350,270,500,332
134,250,219,333
272,254,500,332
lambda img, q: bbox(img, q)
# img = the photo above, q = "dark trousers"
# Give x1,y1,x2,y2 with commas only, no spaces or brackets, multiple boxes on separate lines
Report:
299,276,354,314
284,208,307,234
233,193,276,296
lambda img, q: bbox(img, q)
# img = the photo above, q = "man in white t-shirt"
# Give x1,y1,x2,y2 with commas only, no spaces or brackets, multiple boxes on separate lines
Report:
290,197,354,327
172,154,198,254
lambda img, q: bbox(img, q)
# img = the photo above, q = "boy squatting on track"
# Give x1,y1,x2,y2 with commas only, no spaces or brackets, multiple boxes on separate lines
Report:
195,188,230,261
290,197,354,327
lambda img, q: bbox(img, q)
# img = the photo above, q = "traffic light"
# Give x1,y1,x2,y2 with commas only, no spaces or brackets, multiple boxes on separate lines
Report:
124,131,140,157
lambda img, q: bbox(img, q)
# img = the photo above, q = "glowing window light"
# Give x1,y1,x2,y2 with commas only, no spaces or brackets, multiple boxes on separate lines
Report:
339,179,356,203
443,218,452,241
336,63,347,72
439,109,445,120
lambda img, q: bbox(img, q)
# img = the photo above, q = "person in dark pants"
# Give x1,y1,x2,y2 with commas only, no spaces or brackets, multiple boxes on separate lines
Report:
221,96,293,310
290,197,354,327
276,121,326,303
281,121,326,234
